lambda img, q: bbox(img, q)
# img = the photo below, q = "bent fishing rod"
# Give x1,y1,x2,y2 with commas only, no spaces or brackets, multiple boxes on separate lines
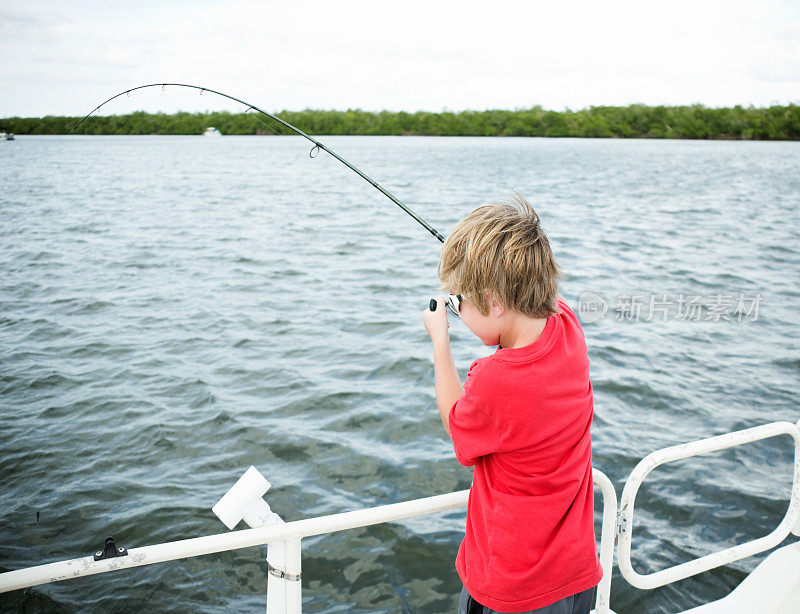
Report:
74,83,445,243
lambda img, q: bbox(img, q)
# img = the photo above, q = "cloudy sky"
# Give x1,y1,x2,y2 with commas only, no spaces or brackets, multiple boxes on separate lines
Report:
1,0,798,117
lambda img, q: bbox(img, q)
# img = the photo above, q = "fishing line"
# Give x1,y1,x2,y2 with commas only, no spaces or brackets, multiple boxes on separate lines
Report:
74,83,445,242
244,108,284,138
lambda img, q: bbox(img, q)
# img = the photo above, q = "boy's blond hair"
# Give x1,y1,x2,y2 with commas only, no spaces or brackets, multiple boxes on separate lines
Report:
439,194,561,318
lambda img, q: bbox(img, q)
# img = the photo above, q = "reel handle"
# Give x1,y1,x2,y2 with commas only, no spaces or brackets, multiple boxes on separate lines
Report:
429,298,437,311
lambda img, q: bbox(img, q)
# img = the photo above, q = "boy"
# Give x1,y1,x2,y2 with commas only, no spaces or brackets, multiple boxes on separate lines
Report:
422,195,601,614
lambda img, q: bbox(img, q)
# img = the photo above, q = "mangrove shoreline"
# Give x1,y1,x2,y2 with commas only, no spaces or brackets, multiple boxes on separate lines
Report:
2,104,799,140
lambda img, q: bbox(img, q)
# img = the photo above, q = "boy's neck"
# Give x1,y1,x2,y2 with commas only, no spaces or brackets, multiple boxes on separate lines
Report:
498,312,549,349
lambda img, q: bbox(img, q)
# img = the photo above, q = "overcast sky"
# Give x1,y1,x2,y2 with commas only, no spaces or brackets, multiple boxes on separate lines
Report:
1,0,799,117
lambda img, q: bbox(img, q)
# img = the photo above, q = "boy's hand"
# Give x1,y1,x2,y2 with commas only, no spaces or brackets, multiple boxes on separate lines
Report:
423,295,450,343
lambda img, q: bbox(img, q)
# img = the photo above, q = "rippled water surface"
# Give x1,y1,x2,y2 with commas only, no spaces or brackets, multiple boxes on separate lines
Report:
1,135,799,613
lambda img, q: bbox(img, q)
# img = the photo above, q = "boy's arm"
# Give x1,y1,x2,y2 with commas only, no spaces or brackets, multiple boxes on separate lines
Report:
430,336,462,438
423,297,463,439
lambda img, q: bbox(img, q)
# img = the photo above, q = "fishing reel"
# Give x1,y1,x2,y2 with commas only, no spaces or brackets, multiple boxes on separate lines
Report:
429,294,462,317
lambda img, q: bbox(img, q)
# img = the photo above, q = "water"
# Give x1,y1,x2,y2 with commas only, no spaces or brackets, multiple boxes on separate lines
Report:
1,135,799,613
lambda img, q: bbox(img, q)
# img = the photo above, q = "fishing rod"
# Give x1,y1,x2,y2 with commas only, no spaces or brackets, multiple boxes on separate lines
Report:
74,83,445,243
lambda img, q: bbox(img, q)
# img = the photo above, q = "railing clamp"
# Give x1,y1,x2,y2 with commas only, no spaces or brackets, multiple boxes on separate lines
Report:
93,536,127,561
267,562,300,582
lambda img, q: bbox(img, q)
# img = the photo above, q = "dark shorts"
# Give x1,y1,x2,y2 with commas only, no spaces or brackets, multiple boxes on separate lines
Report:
458,584,597,614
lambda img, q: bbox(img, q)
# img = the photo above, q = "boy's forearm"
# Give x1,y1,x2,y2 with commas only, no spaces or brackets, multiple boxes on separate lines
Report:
432,336,463,439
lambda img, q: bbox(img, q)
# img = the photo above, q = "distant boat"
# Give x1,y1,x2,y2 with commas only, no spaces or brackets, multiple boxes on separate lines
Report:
203,127,222,137
1,130,14,141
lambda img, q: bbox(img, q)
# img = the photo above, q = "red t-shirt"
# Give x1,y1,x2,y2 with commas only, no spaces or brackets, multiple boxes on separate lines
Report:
448,299,602,612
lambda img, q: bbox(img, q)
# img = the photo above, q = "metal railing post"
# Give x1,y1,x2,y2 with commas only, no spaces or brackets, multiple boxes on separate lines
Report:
266,540,287,613
592,469,617,614
794,419,800,537
285,537,302,614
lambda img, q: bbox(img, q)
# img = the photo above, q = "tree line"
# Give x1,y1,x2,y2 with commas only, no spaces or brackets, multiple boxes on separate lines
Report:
3,104,799,140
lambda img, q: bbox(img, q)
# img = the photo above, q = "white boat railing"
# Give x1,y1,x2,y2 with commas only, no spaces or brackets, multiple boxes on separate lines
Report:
616,420,800,590
0,472,617,613
1,420,798,613
0,491,467,597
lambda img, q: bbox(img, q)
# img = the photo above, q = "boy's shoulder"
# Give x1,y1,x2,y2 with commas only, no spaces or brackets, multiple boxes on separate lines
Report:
466,353,499,380
462,353,512,402
555,296,577,320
